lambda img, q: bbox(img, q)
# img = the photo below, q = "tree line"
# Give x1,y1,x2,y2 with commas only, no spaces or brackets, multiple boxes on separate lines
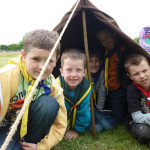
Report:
0,34,27,51
0,35,140,51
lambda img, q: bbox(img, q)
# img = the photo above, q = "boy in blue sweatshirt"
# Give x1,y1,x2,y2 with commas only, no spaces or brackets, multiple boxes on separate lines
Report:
56,49,91,139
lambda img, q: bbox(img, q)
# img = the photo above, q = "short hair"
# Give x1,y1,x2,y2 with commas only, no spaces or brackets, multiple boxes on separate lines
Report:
61,49,86,68
89,50,103,60
96,25,118,39
124,53,149,73
23,29,60,57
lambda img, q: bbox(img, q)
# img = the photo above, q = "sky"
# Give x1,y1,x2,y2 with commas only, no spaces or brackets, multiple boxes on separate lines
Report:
0,0,150,45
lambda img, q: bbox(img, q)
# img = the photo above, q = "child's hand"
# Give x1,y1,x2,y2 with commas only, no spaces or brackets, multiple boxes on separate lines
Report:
65,130,79,139
20,141,37,150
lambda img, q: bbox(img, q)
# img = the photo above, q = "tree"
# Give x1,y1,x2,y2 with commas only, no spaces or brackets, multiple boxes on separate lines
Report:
134,37,140,44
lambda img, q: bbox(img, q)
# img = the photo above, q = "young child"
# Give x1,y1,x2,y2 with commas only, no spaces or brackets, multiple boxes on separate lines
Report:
56,49,91,139
88,51,115,133
124,53,150,144
96,26,130,124
0,29,67,150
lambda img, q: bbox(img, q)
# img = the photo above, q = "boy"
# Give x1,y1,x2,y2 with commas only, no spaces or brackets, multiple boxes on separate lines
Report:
56,49,91,139
96,27,130,124
0,29,67,150
125,53,150,144
88,51,115,133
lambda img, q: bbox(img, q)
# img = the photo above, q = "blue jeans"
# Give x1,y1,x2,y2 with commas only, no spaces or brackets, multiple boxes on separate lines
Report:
0,95,59,150
89,107,115,133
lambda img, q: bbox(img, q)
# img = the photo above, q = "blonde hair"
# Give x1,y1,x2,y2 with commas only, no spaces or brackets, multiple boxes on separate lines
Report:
23,29,60,57
61,48,86,68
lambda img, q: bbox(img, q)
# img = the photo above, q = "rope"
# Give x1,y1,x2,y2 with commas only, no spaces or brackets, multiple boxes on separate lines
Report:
0,0,80,149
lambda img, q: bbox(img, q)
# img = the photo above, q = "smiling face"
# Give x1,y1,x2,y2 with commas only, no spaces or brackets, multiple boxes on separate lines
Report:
21,47,57,80
127,58,150,91
89,55,102,75
97,30,116,50
60,58,86,90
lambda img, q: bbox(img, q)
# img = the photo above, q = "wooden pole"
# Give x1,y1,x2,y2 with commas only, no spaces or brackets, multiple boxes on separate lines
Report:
82,10,96,138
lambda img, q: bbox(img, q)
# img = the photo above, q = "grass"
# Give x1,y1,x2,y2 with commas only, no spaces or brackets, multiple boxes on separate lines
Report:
53,124,149,150
0,51,20,68
1,51,150,150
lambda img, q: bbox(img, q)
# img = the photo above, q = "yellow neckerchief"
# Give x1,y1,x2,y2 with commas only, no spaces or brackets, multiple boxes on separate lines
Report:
105,49,109,94
56,77,91,130
85,73,96,105
65,85,91,130
9,55,35,139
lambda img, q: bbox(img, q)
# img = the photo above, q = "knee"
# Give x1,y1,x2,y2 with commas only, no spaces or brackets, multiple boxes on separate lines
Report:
134,124,150,144
30,95,59,117
41,95,59,116
88,123,103,134
104,123,115,130
102,120,115,130
137,124,150,138
95,124,103,133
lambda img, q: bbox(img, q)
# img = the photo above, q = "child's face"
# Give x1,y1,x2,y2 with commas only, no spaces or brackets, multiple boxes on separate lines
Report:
127,59,150,91
97,30,116,50
89,55,102,75
21,47,57,80
60,58,86,90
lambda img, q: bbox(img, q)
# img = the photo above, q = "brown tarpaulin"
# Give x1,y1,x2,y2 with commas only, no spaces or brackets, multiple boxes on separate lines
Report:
53,0,150,77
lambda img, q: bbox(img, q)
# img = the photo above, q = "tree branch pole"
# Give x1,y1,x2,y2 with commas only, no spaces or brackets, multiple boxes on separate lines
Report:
82,10,96,138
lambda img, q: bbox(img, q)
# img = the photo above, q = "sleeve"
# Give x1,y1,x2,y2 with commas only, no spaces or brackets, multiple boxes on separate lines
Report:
119,47,131,89
127,84,142,113
0,65,20,123
0,81,2,120
74,90,91,132
96,69,107,111
37,77,67,150
131,110,150,125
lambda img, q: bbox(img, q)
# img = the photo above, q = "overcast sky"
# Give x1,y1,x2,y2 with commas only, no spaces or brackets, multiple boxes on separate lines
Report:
0,0,149,45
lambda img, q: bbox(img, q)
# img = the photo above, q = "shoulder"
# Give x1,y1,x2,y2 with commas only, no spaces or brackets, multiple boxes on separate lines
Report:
127,83,137,93
0,64,19,74
50,74,63,99
82,77,90,85
127,83,141,101
0,64,20,82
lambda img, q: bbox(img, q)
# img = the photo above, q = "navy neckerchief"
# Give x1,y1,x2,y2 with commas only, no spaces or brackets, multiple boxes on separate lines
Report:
105,43,120,59
28,80,51,95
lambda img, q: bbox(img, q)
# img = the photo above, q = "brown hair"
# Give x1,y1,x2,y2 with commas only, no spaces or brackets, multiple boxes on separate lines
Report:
124,53,149,73
89,50,104,60
96,25,117,37
23,29,60,57
61,48,86,68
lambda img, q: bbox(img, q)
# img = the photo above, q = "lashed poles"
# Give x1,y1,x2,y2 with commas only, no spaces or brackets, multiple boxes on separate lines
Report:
0,0,81,149
82,10,96,138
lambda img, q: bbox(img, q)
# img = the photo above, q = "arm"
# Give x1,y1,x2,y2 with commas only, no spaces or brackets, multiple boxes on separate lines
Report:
74,91,91,132
127,84,142,113
37,78,67,150
0,65,20,123
0,81,2,119
96,68,107,111
131,111,150,125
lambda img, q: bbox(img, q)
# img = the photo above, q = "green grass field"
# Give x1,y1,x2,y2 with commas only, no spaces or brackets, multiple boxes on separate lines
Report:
52,123,149,150
0,51,149,150
0,51,20,68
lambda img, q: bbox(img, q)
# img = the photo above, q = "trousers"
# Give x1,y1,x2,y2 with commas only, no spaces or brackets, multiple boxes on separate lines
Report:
0,95,59,150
